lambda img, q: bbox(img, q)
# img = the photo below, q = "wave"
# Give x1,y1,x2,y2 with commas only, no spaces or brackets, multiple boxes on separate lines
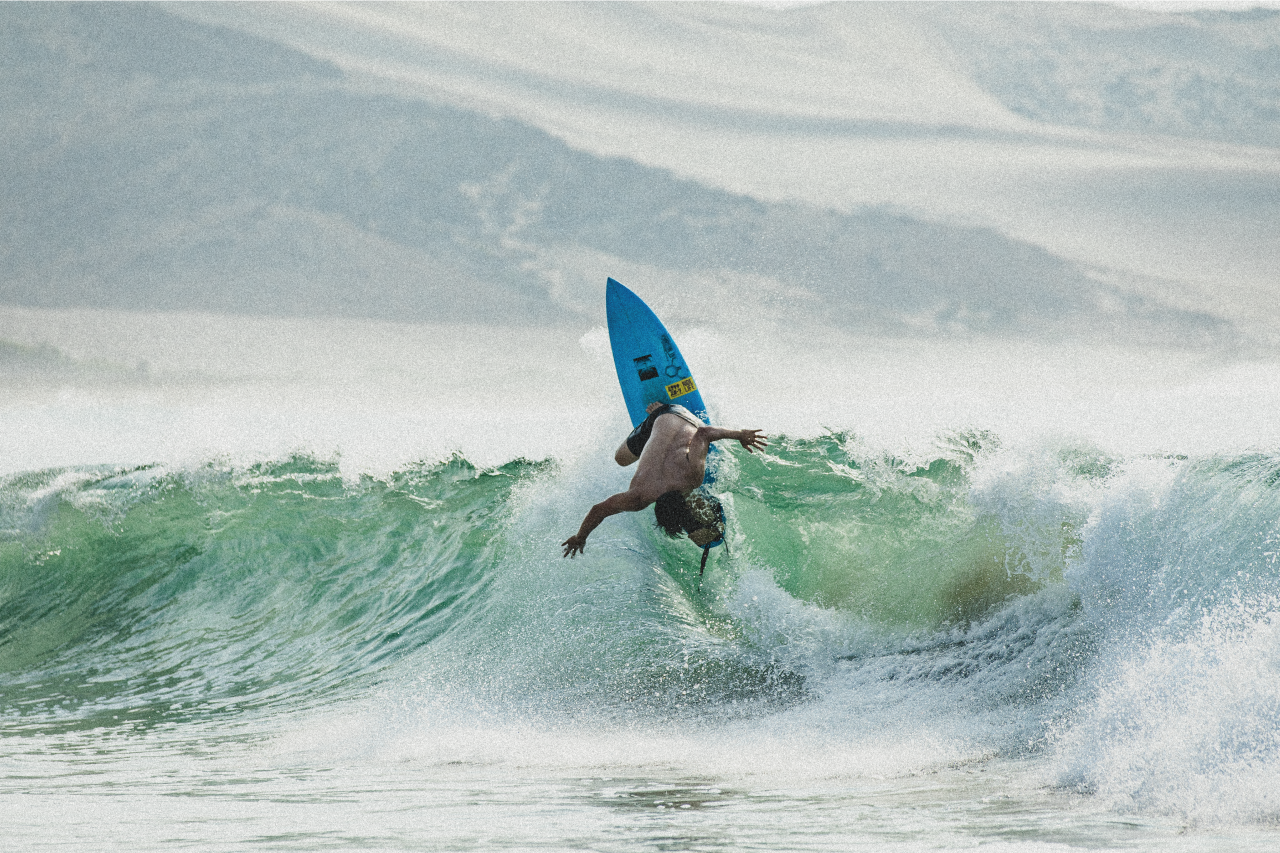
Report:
0,455,540,733
3,438,1280,823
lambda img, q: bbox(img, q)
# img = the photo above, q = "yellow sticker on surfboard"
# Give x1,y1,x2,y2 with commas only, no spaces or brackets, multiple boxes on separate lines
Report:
666,377,697,399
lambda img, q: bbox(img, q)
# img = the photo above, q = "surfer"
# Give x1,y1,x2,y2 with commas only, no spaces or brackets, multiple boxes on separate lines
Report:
561,402,767,557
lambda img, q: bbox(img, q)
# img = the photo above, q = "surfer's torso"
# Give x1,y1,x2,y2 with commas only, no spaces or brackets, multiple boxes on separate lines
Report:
628,407,708,502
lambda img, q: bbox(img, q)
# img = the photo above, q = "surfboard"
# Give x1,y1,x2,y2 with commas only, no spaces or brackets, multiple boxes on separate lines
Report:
606,278,709,427
606,277,724,553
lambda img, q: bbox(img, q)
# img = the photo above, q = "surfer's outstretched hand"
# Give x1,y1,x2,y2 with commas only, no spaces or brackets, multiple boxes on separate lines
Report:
737,429,768,453
562,535,586,558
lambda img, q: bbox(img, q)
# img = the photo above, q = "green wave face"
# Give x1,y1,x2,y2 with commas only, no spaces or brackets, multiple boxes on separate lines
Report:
729,433,1051,629
0,456,540,732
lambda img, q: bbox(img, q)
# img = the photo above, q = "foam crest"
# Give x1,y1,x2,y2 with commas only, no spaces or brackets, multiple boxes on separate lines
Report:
1054,596,1280,825
1071,454,1280,631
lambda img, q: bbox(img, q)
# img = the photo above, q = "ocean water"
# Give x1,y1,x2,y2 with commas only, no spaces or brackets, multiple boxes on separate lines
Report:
5,2,1280,850
4,332,1280,851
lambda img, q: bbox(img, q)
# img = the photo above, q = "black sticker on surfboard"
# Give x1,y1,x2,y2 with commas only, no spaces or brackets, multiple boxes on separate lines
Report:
633,355,659,381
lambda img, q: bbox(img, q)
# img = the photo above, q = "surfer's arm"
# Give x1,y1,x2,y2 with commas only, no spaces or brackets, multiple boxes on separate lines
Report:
693,426,768,455
561,490,649,557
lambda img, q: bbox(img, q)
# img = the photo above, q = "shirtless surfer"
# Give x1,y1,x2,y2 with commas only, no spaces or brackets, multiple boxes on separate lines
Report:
561,402,767,557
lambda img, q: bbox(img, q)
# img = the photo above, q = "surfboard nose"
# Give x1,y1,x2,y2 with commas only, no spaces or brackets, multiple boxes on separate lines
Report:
606,276,632,307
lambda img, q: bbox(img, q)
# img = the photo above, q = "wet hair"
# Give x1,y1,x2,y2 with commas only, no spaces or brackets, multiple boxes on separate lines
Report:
653,490,726,546
653,491,698,538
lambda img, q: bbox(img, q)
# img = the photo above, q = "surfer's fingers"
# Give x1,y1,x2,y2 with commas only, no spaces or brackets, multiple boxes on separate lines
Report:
740,430,767,451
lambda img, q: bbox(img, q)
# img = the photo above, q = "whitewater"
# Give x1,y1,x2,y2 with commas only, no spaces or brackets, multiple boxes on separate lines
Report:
5,3,1280,851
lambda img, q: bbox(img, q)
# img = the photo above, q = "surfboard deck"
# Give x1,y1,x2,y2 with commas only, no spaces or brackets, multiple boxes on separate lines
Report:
606,277,724,552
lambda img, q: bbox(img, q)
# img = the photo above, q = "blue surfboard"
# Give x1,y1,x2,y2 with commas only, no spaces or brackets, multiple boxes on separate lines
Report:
606,277,724,552
606,278,709,427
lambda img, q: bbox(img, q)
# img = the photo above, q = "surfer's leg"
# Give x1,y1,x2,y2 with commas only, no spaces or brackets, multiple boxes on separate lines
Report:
624,405,673,458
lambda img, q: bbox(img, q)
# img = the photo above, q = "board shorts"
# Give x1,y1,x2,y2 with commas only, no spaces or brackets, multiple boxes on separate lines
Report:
625,404,701,457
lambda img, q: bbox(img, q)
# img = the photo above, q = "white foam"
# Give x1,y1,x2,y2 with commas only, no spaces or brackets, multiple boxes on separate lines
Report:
1053,598,1280,825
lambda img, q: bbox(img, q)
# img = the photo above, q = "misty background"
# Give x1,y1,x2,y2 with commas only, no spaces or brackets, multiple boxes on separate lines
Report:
6,4,1278,338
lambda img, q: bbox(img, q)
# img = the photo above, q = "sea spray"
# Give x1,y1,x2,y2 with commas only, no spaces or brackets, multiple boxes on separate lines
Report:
1049,453,1280,824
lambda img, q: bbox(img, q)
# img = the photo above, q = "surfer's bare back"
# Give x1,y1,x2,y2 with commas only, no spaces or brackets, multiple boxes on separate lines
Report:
561,402,766,557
